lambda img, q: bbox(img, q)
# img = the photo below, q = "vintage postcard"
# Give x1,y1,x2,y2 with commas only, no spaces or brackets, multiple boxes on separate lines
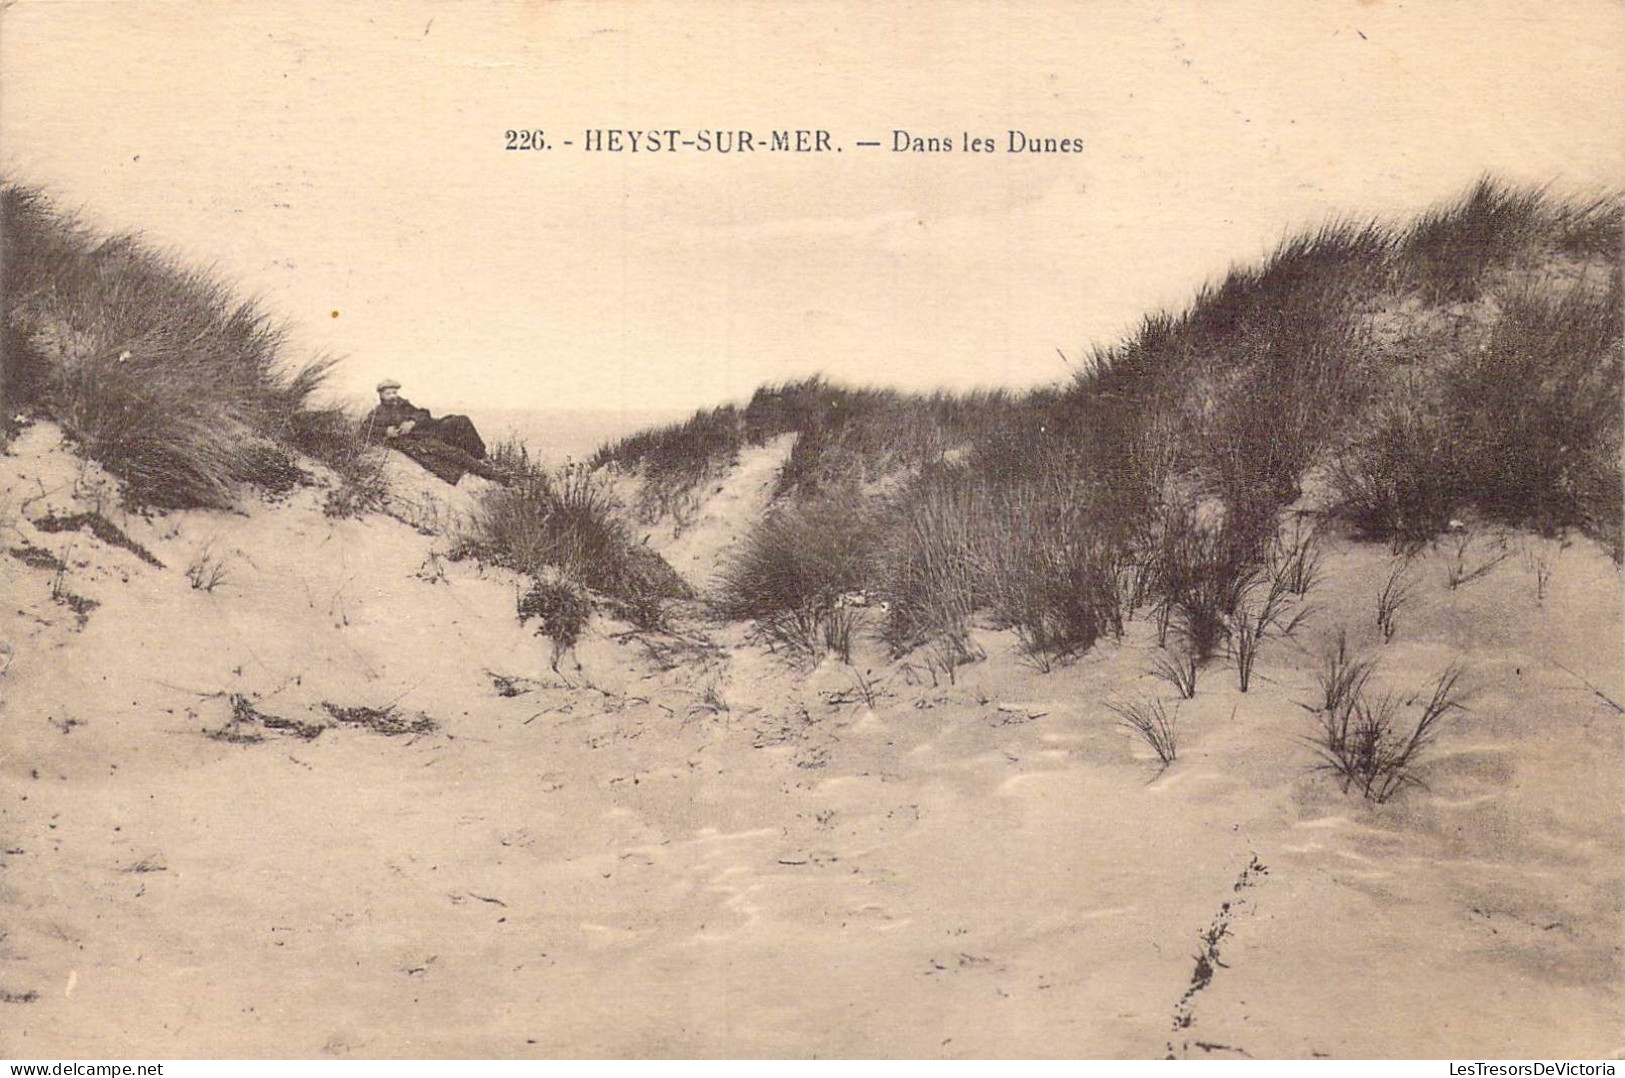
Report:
1,0,1621,1064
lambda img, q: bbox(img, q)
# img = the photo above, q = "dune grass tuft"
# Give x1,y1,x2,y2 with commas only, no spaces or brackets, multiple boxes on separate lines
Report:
3,181,341,508
459,446,688,632
714,493,877,661
1304,636,1466,803
1108,697,1179,772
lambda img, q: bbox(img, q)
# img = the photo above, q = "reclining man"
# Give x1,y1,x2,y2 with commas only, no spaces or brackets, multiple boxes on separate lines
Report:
364,379,501,485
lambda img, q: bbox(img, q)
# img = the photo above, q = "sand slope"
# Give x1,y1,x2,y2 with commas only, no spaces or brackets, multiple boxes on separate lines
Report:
617,433,797,592
2,423,1620,1058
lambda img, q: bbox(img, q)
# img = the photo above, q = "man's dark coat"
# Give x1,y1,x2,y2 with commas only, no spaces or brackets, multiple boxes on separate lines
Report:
363,396,494,484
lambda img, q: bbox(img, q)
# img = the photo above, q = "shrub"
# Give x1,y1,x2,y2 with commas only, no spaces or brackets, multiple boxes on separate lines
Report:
517,575,593,672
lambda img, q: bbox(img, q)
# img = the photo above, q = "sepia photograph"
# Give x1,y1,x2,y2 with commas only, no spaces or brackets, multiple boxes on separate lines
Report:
1,0,1621,1064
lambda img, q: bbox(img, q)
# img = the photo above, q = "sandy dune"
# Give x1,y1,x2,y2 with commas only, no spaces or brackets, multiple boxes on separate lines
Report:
2,422,1620,1058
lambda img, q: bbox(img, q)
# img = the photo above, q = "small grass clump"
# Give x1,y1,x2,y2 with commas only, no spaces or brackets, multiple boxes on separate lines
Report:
1375,559,1416,643
1443,531,1514,590
224,694,324,741
1521,542,1557,604
184,542,230,593
1107,697,1179,772
1228,567,1313,693
1304,639,1466,803
1149,647,1200,699
1269,516,1323,597
1308,630,1376,719
9,542,66,571
51,582,100,629
463,462,621,585
518,575,593,672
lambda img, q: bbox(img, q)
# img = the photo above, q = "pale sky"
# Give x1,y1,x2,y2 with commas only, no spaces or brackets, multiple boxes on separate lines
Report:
3,1,1621,413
